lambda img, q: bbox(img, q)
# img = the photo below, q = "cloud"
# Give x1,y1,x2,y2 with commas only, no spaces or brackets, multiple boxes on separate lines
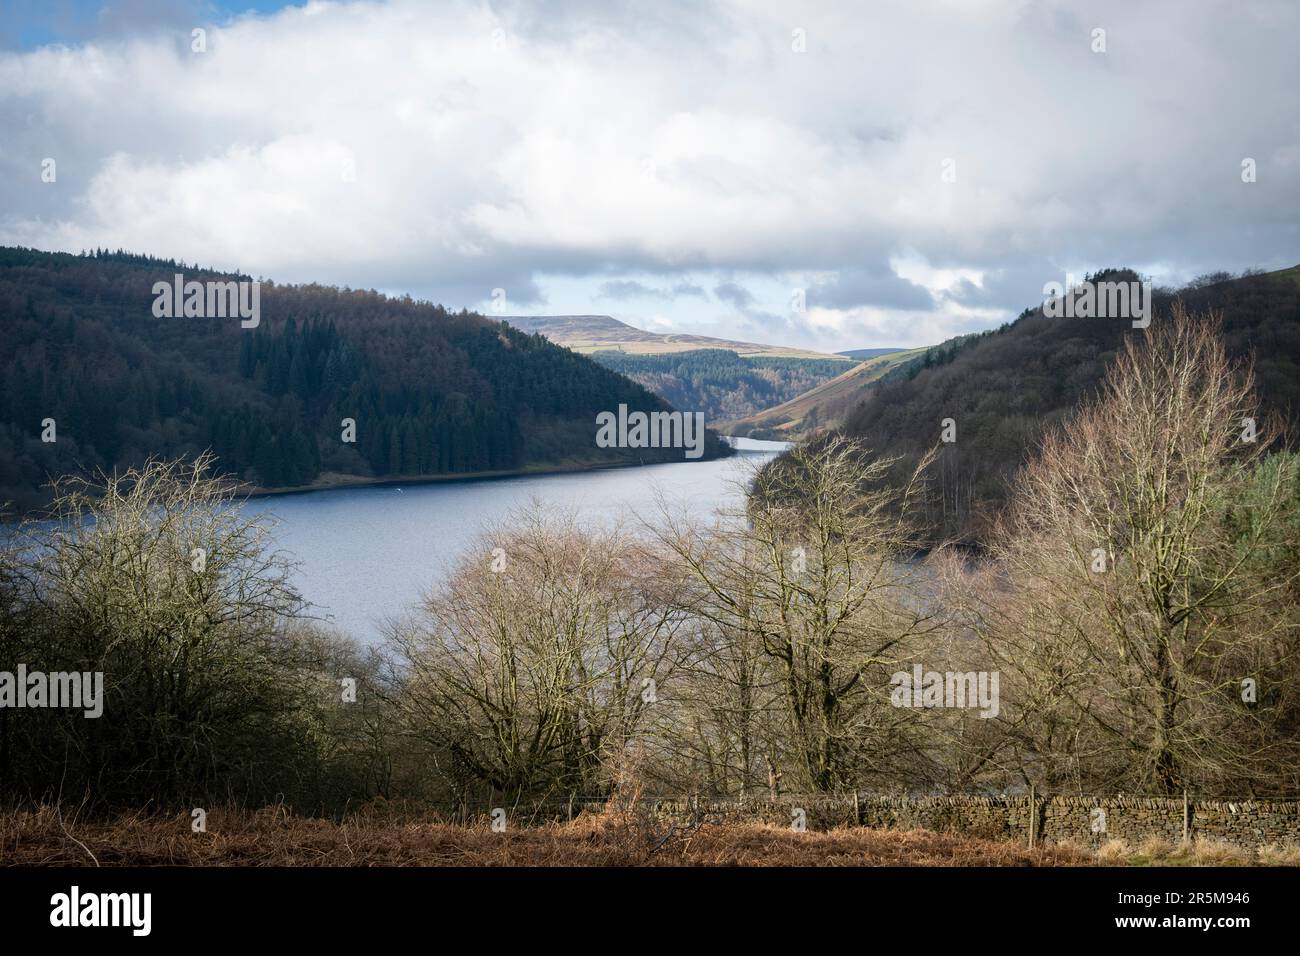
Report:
598,279,662,300
808,265,934,311
1,0,1297,349
668,280,707,298
713,281,756,310
598,277,709,301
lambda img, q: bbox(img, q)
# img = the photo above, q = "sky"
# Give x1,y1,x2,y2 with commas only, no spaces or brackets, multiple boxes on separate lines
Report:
1,0,1298,352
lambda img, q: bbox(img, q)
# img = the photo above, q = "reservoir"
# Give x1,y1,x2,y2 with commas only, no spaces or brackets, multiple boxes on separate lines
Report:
253,437,787,643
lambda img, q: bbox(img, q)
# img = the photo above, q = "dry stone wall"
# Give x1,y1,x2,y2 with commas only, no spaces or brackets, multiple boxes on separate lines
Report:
634,794,1300,848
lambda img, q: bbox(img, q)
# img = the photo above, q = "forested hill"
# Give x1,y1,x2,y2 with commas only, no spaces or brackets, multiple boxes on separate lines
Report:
835,266,1300,544
588,348,852,422
0,247,731,511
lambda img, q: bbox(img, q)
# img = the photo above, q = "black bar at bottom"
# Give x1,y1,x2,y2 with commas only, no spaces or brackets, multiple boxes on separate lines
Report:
0,865,1278,942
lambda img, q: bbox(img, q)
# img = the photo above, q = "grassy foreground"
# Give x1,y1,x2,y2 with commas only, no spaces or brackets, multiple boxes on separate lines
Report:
4,806,1295,867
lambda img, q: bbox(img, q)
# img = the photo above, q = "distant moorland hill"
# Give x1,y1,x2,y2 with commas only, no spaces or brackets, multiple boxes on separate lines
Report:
504,313,858,426
0,248,731,511
588,348,854,423
501,314,843,359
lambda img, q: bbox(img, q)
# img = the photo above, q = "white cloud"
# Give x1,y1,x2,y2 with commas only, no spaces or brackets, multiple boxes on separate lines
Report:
2,0,1298,350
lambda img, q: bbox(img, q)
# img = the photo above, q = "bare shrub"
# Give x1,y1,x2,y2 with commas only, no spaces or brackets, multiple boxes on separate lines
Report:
391,504,692,805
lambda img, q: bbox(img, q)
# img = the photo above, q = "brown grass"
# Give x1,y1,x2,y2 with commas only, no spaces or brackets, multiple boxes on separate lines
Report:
8,806,1293,866
1258,843,1300,866
1089,836,1294,867
0,805,1093,867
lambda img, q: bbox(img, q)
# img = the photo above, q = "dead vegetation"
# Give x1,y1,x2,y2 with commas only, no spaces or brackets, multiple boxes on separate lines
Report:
8,802,1298,866
1,805,1094,867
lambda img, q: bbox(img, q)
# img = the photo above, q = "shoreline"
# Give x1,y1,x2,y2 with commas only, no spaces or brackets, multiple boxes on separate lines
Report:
0,458,653,520
240,438,787,502
239,457,653,501
2,439,784,518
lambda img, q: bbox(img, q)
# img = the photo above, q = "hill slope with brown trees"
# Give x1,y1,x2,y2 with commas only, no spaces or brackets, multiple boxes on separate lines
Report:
826,266,1300,543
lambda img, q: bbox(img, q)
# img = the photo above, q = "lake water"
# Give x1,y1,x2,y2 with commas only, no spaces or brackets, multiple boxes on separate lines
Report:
251,437,788,643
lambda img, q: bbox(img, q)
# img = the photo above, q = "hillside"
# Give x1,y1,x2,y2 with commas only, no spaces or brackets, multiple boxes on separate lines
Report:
0,248,731,511
830,266,1300,543
588,348,853,423
502,314,843,359
724,348,926,439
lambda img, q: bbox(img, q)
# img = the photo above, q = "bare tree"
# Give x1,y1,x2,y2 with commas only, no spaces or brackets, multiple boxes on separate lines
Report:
965,306,1300,795
653,437,945,793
